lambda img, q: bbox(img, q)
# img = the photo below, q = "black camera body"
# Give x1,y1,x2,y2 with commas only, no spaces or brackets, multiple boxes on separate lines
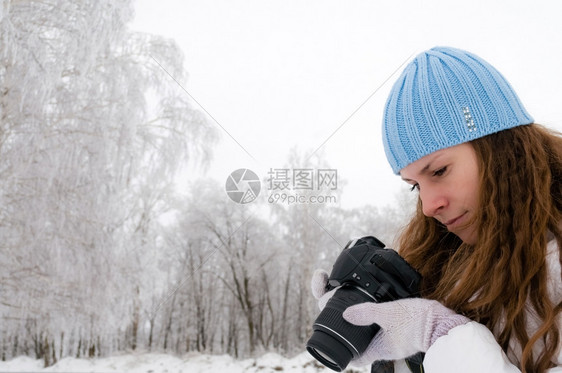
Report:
306,236,422,372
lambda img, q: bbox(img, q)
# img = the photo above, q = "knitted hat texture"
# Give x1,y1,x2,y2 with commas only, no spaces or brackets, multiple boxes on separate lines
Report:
382,46,533,174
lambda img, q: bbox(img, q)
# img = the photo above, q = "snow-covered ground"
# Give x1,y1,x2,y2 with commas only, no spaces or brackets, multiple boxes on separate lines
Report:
0,352,370,373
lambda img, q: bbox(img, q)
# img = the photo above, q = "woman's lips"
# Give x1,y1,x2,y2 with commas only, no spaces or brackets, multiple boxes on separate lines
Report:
444,212,467,229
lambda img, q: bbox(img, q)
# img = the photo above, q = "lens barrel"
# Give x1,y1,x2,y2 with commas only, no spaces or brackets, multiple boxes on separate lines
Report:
306,286,380,372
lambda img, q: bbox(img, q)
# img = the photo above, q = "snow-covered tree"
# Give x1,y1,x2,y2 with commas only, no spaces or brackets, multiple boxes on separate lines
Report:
0,0,217,364
161,179,285,357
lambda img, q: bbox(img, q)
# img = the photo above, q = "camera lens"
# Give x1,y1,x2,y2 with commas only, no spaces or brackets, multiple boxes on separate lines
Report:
306,286,380,372
307,327,352,371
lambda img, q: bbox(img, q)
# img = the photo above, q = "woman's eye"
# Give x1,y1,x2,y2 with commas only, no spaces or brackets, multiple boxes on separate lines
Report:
410,183,419,192
433,166,447,177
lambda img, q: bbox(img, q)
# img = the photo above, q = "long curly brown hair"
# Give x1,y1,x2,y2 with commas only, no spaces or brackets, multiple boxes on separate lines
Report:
397,124,562,372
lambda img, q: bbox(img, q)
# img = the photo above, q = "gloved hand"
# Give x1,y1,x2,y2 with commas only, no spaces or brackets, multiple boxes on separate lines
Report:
342,298,471,366
310,269,338,311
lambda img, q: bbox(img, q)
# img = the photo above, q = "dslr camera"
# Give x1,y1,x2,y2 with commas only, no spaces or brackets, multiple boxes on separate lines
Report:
306,236,422,372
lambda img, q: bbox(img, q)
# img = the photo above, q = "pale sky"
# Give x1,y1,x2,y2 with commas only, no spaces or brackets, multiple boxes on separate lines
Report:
131,0,562,209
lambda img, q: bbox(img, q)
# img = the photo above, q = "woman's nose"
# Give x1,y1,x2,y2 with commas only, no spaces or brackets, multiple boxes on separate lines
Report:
420,186,448,217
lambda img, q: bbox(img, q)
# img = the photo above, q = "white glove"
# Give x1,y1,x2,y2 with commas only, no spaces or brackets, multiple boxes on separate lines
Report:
310,269,339,311
342,298,471,366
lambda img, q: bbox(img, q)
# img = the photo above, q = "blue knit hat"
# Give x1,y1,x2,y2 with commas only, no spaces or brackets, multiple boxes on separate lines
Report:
382,46,534,174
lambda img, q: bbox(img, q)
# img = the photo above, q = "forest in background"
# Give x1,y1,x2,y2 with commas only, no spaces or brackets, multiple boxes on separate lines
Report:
0,0,413,367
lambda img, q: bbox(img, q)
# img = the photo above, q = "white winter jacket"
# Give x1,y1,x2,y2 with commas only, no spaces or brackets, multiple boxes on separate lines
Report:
394,237,562,372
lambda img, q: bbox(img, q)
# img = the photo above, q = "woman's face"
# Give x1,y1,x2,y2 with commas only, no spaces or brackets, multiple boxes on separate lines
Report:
400,143,480,244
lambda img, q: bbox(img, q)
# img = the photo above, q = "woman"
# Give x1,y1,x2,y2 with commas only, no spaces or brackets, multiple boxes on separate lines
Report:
312,47,562,372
